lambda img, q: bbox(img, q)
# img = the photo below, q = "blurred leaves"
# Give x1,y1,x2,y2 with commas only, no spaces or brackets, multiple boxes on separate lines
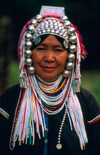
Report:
81,70,100,104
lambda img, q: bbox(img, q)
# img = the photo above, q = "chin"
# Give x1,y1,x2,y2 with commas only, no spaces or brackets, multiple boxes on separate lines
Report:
42,76,59,82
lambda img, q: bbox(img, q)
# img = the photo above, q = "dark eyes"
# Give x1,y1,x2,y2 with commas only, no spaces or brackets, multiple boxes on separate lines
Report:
55,49,63,52
36,47,64,53
36,47,45,51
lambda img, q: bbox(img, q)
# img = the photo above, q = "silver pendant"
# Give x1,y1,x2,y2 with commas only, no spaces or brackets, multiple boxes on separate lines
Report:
56,143,62,149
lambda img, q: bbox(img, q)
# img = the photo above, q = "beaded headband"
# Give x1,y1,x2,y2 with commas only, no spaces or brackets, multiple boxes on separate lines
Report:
18,12,87,92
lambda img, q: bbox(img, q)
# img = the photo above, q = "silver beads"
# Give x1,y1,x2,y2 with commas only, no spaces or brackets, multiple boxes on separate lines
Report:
25,41,32,49
68,53,75,61
25,58,32,66
25,33,32,40
64,21,71,29
35,15,42,22
33,16,69,42
69,45,76,53
69,35,77,43
31,19,37,27
68,27,75,35
66,62,73,70
28,66,35,74
27,25,35,34
60,15,76,77
61,16,68,21
62,70,70,77
56,106,68,150
24,16,41,74
25,50,32,57
23,14,78,76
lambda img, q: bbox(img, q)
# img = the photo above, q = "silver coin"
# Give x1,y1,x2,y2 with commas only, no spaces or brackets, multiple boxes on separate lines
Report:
56,143,62,149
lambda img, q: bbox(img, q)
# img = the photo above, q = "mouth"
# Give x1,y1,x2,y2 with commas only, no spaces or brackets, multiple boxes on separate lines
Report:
42,66,56,72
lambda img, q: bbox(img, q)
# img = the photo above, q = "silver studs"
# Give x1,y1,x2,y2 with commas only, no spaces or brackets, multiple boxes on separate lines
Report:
63,33,67,38
28,66,35,74
25,58,32,66
48,19,52,23
66,62,73,70
59,32,63,36
31,19,37,27
53,21,57,26
65,36,68,40
40,22,44,27
68,27,75,35
64,21,71,29
56,30,59,34
53,25,58,29
27,25,35,34
58,26,62,31
50,29,55,33
68,53,75,61
42,29,46,33
39,26,43,30
49,24,53,29
46,29,50,33
61,16,68,22
44,24,49,29
44,20,48,25
62,70,70,77
35,15,42,22
69,35,77,43
58,23,62,27
25,41,32,49
25,50,32,57
69,45,76,53
38,31,42,35
25,33,32,40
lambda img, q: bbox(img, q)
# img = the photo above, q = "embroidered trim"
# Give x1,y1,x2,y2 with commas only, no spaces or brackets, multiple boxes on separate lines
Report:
0,108,10,120
88,115,100,125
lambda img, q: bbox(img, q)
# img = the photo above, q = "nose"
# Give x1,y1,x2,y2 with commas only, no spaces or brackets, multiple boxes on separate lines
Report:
44,50,55,63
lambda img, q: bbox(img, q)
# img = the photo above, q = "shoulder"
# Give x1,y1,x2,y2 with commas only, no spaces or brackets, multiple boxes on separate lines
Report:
1,84,20,96
0,84,20,116
77,87,100,122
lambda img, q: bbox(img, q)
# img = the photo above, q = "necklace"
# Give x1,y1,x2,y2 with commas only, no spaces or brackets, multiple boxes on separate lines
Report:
29,72,72,115
9,68,88,151
36,74,63,91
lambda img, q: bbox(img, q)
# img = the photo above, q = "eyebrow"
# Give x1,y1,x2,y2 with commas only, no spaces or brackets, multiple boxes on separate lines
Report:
38,43,64,48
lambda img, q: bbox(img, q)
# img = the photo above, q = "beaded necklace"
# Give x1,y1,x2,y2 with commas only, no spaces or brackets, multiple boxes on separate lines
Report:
9,68,88,151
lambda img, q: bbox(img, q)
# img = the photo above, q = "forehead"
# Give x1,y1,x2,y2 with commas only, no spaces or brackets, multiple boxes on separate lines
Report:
39,35,64,47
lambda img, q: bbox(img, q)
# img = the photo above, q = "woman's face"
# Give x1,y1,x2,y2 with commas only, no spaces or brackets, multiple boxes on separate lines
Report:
32,35,68,82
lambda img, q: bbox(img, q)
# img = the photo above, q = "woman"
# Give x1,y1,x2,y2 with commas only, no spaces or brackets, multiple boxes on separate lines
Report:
0,8,100,155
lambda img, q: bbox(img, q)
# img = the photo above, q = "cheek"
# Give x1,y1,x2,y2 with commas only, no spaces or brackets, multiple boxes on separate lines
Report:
32,52,41,65
59,53,68,68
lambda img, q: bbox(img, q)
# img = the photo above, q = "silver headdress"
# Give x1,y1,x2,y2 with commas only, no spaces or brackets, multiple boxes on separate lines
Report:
9,6,88,150
18,6,87,92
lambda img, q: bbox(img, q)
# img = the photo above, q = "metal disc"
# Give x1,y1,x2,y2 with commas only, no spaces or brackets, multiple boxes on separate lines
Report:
56,143,62,149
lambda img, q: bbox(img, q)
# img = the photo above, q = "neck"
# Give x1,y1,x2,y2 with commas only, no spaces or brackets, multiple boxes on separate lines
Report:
35,74,63,91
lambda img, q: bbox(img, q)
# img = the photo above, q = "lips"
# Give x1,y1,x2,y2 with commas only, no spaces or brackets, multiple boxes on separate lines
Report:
42,66,56,72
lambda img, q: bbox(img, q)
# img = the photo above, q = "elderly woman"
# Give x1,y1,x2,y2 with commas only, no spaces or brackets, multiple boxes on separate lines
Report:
0,6,100,155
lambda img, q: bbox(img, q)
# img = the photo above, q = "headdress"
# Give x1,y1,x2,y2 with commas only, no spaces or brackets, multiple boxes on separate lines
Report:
18,6,87,92
9,6,88,151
